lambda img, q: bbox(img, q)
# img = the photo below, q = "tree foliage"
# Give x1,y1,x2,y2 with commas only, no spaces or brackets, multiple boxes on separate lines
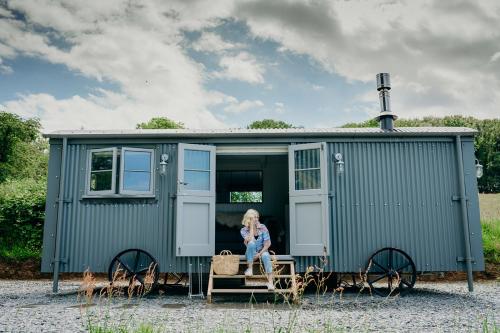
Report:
247,119,293,129
342,115,500,193
136,117,184,129
0,178,46,259
0,112,47,183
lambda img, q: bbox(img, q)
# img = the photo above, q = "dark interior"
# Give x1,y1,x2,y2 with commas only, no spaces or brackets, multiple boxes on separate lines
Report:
215,154,289,255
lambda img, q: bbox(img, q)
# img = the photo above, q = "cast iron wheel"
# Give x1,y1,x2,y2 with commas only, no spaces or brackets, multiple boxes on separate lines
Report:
108,248,160,293
365,247,416,297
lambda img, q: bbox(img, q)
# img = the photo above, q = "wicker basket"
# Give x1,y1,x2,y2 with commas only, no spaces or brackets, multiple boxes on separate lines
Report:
212,250,240,275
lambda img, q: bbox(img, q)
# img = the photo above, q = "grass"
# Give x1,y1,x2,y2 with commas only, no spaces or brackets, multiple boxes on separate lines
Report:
0,243,41,261
479,193,500,264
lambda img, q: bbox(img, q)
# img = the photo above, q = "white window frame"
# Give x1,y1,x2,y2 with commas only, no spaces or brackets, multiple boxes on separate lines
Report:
119,147,155,196
86,148,117,196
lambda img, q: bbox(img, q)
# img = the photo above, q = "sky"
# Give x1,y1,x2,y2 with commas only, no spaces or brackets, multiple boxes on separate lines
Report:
0,0,499,132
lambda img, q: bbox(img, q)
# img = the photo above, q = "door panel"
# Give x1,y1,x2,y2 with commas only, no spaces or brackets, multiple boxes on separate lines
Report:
176,143,215,256
289,142,329,255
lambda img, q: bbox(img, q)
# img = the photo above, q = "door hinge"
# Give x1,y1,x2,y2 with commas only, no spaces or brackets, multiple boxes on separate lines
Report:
52,257,68,264
451,195,468,201
456,256,476,263
57,198,73,203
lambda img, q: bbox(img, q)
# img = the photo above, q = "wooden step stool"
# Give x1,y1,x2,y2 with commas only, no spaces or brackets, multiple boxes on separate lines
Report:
207,256,298,303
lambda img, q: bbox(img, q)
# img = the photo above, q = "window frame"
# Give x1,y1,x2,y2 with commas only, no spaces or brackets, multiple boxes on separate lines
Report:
86,147,117,196
119,147,155,196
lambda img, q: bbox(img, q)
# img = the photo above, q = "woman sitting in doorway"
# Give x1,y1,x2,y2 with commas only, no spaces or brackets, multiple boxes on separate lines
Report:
240,209,274,290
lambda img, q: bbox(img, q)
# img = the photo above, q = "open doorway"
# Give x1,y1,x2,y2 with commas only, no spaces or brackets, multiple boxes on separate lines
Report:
215,154,289,255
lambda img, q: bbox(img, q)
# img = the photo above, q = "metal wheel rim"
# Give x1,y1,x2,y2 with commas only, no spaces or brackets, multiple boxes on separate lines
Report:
108,248,160,291
365,247,416,297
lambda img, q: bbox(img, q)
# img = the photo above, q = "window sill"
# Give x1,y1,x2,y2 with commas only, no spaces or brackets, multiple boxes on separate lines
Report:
81,194,156,199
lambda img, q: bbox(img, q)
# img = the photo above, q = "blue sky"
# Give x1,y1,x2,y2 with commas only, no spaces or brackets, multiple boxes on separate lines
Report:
0,1,498,131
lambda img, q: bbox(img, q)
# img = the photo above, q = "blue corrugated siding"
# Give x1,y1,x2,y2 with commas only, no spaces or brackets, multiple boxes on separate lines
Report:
56,143,211,273
45,137,482,274
327,141,473,272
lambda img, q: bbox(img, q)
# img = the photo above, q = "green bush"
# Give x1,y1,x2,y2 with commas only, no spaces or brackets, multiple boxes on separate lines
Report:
482,219,500,264
0,178,46,260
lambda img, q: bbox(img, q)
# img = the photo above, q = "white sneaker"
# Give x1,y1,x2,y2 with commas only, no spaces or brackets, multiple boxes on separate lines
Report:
267,282,275,290
244,268,253,276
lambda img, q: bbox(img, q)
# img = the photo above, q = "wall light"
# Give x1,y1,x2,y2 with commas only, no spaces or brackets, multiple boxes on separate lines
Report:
475,159,483,179
160,153,169,175
334,153,344,175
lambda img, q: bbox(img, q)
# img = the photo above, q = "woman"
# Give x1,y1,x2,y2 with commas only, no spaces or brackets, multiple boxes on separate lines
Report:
240,209,274,290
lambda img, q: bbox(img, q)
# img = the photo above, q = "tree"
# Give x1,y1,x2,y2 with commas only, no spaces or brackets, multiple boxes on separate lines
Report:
341,115,500,193
0,112,45,183
247,119,293,129
136,117,184,129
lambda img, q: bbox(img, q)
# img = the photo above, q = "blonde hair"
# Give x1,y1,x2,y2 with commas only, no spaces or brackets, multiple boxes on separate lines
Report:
242,209,259,237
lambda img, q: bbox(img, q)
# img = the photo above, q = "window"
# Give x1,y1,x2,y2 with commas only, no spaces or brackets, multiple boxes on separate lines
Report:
294,148,321,190
184,149,210,191
86,147,154,196
120,148,154,195
216,170,263,203
87,148,117,194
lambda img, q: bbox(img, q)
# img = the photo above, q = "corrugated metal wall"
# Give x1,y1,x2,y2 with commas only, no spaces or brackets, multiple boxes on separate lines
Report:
43,137,483,274
50,143,211,274
327,140,474,272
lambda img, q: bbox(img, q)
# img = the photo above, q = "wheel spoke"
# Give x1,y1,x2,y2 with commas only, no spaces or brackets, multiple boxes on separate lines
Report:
135,274,145,285
371,259,389,273
369,273,388,284
116,258,133,274
388,249,394,270
136,267,151,275
396,262,411,272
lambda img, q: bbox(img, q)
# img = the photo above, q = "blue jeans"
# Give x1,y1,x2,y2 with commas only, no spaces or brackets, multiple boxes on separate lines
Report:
245,241,272,274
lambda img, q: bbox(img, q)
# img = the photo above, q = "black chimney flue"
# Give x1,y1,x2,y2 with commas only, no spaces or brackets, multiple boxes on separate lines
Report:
375,73,398,131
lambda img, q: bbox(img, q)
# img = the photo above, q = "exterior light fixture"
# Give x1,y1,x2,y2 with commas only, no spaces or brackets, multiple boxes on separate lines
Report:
475,159,483,179
334,153,344,175
160,153,169,175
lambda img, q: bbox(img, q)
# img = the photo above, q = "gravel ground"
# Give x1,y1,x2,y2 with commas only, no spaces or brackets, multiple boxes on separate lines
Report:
0,279,498,332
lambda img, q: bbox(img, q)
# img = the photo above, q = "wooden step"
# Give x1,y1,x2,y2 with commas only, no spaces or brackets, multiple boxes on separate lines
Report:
212,274,293,279
207,258,298,303
210,288,294,294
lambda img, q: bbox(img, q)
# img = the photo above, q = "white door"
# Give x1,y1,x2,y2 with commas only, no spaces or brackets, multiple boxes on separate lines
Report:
288,142,330,256
176,143,216,256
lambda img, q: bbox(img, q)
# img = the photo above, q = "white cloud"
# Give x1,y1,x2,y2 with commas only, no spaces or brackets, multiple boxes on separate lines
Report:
0,0,235,130
214,51,265,84
235,0,500,119
224,99,264,113
491,52,500,63
192,31,243,54
311,84,324,91
0,58,13,74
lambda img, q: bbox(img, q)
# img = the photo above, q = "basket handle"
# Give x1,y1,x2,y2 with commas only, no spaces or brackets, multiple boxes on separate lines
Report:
219,250,233,256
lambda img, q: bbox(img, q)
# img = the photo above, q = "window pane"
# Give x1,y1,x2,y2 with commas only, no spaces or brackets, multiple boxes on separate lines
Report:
185,149,210,170
91,151,113,171
124,151,151,171
294,148,320,170
185,170,210,190
295,169,321,190
123,171,151,192
90,171,112,191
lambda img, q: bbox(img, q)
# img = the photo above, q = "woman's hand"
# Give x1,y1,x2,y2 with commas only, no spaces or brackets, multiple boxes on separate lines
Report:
253,252,261,260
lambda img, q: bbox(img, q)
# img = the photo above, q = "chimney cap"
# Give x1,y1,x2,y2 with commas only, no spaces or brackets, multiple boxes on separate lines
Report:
376,73,391,91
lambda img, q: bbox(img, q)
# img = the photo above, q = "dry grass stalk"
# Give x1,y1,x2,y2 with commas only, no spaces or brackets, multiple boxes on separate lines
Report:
78,268,96,305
